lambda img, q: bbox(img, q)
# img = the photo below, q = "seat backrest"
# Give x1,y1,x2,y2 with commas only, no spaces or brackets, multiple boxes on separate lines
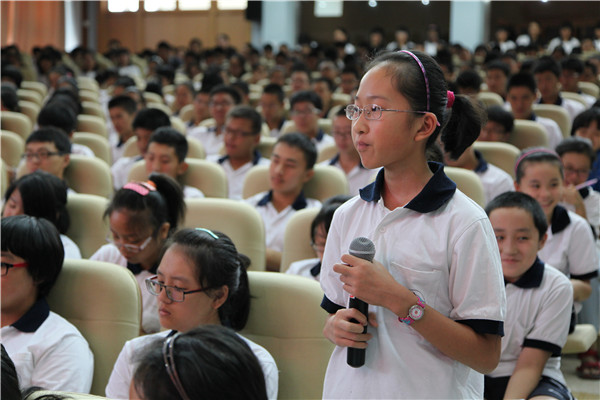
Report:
17,88,43,106
578,81,600,98
257,136,277,159
241,271,334,399
77,114,108,138
79,89,100,104
77,76,100,93
17,99,40,124
1,129,25,167
509,119,549,150
317,143,338,163
66,193,110,258
178,103,194,122
444,166,486,207
280,207,320,273
561,91,589,109
170,116,186,134
73,132,112,164
1,110,33,140
473,141,520,179
46,259,142,396
143,91,164,105
183,198,266,271
477,91,504,107
242,164,349,201
21,80,48,98
81,101,106,119
128,158,227,198
280,119,333,135
1,159,8,197
532,104,571,138
63,154,113,198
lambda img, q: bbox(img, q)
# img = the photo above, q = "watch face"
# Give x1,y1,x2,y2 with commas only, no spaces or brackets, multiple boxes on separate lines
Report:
409,305,424,320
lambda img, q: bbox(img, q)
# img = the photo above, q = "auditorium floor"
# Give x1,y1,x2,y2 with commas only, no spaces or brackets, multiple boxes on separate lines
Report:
561,354,600,399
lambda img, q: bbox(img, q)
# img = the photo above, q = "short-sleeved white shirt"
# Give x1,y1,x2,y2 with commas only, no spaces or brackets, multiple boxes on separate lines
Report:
487,260,573,386
61,234,82,259
320,155,378,196
90,244,160,334
245,191,321,252
473,151,515,205
561,187,600,240
187,125,224,158
535,116,564,150
105,329,279,400
183,185,205,199
560,97,586,123
320,164,506,399
311,129,335,153
111,155,142,190
71,143,95,158
1,299,94,393
285,257,320,281
208,151,271,200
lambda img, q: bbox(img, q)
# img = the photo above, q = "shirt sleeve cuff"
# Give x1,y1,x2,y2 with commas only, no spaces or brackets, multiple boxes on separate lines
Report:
571,270,598,281
321,295,344,314
457,319,504,337
523,338,562,357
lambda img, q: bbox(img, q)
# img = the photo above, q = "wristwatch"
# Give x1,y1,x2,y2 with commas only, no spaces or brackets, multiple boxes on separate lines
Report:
399,293,425,325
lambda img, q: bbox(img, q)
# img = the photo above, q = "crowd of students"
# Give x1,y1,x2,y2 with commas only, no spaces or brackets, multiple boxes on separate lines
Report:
1,20,600,399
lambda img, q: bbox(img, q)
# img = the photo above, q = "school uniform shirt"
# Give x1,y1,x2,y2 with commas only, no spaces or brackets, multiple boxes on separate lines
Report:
320,163,506,399
547,37,581,55
560,187,600,240
311,129,335,153
285,257,321,281
245,191,321,252
473,151,514,205
61,234,82,259
183,185,205,199
487,259,573,386
534,115,563,150
537,96,585,123
71,143,95,158
320,154,378,196
105,329,279,400
187,125,224,158
1,298,94,393
208,151,271,200
111,155,142,190
90,244,160,334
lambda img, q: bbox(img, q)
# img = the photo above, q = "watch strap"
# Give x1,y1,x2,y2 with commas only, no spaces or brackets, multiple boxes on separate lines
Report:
399,294,425,325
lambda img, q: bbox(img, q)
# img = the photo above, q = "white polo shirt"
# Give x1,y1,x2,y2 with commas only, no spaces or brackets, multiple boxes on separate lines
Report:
285,258,320,281
320,163,506,399
90,244,160,334
487,259,573,386
473,151,515,205
245,191,321,252
209,151,271,200
311,129,335,153
111,155,143,190
538,96,586,123
320,154,378,196
105,329,279,400
1,298,94,393
561,187,600,241
61,234,82,259
535,115,563,150
187,125,224,157
183,185,204,199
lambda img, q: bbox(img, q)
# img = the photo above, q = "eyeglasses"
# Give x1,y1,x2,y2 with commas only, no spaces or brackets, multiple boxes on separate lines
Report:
564,166,590,177
345,104,429,121
224,127,254,138
311,242,325,253
22,151,65,161
291,108,320,117
106,234,153,253
209,101,233,109
1,261,28,276
145,276,217,302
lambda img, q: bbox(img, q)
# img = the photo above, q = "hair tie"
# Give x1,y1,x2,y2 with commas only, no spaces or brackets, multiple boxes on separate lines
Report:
514,148,560,177
446,91,455,109
399,50,431,112
123,181,157,196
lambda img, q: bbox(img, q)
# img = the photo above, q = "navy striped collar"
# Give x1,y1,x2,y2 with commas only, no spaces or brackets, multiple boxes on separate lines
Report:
550,205,570,234
218,149,262,165
12,298,50,333
474,150,488,173
257,190,308,210
506,257,544,288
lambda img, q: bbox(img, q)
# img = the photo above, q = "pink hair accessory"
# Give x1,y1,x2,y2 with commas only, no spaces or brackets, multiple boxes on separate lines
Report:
123,181,157,196
446,91,455,108
399,50,431,112
514,148,560,177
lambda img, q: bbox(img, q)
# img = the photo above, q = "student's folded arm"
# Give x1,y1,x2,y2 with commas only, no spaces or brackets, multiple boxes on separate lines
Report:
503,347,550,400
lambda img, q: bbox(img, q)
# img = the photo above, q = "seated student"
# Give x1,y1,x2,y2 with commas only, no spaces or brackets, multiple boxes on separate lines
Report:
286,195,351,280
172,82,195,116
560,58,596,108
506,72,563,149
144,127,204,199
208,105,270,200
312,77,335,118
484,192,574,400
185,88,211,133
455,69,482,96
245,133,321,271
91,173,186,334
259,83,287,138
1,82,20,112
188,85,241,157
3,171,81,259
37,102,94,158
131,325,268,400
22,128,71,184
337,66,360,96
572,108,600,192
289,67,311,95
320,107,377,195
1,215,93,393
108,95,138,164
105,228,278,399
111,108,171,190
485,60,511,100
533,56,586,123
479,105,515,143
289,90,335,152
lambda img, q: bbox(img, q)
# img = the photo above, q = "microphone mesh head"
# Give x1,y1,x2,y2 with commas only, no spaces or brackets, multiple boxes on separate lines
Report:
349,237,375,262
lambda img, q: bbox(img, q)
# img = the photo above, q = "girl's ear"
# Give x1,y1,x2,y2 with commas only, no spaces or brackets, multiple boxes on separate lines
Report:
158,222,170,240
211,285,229,310
414,113,438,143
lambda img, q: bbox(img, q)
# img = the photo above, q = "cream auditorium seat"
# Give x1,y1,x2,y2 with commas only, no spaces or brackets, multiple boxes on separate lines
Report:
532,104,571,138
1,130,25,168
170,116,186,134
561,91,589,109
317,143,338,163
46,259,142,396
81,101,106,119
241,271,334,399
280,207,320,273
509,120,549,150
444,166,486,208
17,88,43,106
66,193,110,258
63,154,113,198
17,99,40,125
79,89,100,104
242,164,349,202
73,132,111,164
477,91,504,108
143,91,164,105
146,102,173,116
578,81,599,99
183,198,266,271
77,114,108,138
562,324,598,354
178,103,194,122
280,118,333,135
21,80,48,99
257,136,277,159
1,111,33,141
76,76,100,93
473,141,520,179
1,159,9,196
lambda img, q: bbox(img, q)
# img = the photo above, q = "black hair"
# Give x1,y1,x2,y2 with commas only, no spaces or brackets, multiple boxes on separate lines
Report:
555,137,595,164
231,81,250,96
210,84,242,105
561,57,584,74
1,83,20,112
275,132,317,170
47,88,82,116
533,56,561,78
367,50,482,160
485,60,511,77
148,127,188,162
1,344,21,400
108,95,137,114
341,65,360,79
132,325,267,400
571,107,600,136
1,215,64,299
166,229,251,331
515,147,563,183
105,173,185,235
3,171,70,234
313,77,334,92
506,72,537,94
1,65,23,88
132,108,172,131
455,70,482,92
485,191,548,240
200,69,225,93
176,82,195,97
37,103,77,135
26,127,72,154
261,83,285,103
310,201,347,243
145,81,163,97
289,90,323,111
156,65,175,84
227,105,263,136
584,60,598,77
486,105,514,133
114,76,136,89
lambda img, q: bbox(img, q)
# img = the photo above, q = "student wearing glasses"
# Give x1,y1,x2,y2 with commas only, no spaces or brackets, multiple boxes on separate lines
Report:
22,127,71,185
105,228,278,399
1,215,93,393
90,173,185,334
289,90,335,153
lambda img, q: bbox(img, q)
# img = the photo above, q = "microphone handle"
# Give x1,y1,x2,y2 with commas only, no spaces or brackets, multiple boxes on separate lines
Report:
347,296,368,368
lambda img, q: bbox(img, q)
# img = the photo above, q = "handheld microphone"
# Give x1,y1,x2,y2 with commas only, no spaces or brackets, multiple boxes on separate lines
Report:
347,236,375,368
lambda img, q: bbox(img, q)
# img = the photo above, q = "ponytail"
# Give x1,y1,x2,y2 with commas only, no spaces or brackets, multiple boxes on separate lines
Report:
440,94,483,160
148,173,186,233
220,253,251,331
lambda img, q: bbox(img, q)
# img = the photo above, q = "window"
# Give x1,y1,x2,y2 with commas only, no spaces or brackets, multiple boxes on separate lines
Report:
178,0,211,10
144,0,177,12
216,0,247,10
107,0,247,12
108,0,139,12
